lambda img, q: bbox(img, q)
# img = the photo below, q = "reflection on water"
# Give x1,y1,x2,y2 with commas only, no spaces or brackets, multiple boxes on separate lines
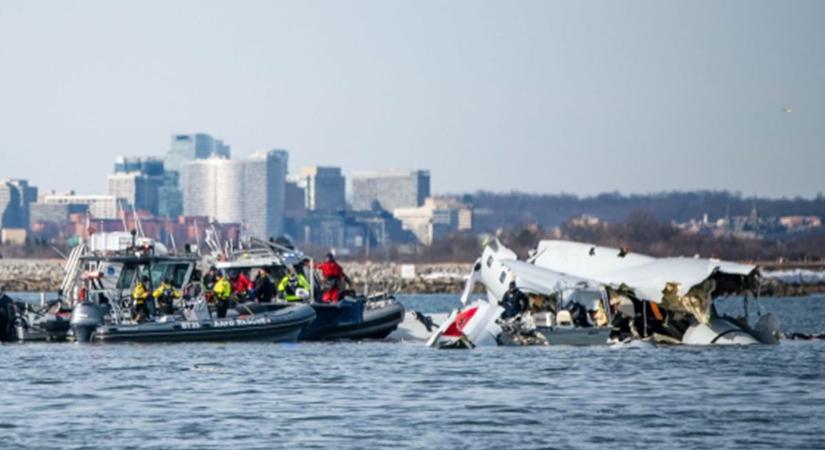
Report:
2,295,825,449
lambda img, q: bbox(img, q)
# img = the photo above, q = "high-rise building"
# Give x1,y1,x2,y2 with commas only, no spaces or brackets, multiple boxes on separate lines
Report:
350,170,430,212
0,183,22,229
163,134,231,218
246,149,288,239
114,156,164,176
165,133,231,173
284,175,307,220
181,150,288,239
0,179,37,230
107,157,165,215
30,203,89,226
42,193,119,219
158,172,183,218
300,166,346,212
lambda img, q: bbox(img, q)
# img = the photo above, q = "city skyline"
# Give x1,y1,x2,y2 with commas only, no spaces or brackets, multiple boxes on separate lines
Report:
1,1,824,198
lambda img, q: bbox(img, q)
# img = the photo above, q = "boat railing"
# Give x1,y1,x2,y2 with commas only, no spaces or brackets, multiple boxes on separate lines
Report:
60,243,88,304
84,287,131,325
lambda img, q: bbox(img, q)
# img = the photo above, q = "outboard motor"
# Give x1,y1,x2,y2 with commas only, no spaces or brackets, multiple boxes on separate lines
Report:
70,302,103,343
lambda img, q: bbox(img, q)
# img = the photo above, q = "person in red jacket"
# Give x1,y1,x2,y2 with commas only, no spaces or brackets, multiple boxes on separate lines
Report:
316,253,351,302
230,270,253,302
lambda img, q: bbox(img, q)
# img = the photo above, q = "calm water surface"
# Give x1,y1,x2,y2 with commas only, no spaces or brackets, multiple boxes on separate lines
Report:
2,294,824,449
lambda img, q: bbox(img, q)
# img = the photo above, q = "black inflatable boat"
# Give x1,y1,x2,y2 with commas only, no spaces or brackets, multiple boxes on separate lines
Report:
70,301,316,343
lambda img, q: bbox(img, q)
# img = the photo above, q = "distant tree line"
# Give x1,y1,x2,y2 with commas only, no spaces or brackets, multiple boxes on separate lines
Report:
465,190,825,232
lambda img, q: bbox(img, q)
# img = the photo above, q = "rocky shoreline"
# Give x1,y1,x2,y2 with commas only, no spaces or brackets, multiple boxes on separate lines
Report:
0,259,66,293
0,259,474,294
2,259,824,297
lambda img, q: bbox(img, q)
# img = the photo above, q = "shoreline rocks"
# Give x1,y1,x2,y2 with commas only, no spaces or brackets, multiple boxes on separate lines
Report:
0,259,64,293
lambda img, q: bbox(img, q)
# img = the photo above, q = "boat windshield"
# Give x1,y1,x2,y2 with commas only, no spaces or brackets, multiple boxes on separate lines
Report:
149,262,191,289
117,265,139,290
115,262,191,290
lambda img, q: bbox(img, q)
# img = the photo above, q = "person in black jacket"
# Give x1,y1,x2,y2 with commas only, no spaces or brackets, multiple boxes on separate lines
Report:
501,281,529,319
253,268,276,303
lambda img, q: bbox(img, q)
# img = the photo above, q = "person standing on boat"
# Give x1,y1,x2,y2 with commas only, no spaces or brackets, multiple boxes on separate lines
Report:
201,266,219,293
132,275,152,322
501,281,529,319
252,268,275,303
278,270,311,302
316,253,351,302
152,276,181,315
213,271,232,319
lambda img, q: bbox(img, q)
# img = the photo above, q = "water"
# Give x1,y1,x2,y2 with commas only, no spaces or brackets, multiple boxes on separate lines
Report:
2,295,825,449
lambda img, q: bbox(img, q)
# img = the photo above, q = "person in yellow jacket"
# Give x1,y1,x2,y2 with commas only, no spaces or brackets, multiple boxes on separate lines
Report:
213,271,232,318
132,275,152,322
278,271,311,302
153,276,182,316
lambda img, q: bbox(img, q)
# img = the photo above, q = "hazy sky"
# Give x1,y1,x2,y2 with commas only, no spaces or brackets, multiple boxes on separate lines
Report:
0,0,823,197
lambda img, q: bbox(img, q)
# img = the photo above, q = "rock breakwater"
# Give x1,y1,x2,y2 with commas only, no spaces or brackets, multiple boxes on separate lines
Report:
0,259,475,294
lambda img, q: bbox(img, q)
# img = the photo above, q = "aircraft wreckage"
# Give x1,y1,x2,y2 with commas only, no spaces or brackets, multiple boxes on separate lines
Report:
425,239,781,349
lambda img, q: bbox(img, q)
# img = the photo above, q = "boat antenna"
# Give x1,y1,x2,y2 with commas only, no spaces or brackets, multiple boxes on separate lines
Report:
169,222,178,253
194,219,201,253
119,199,129,231
132,203,145,238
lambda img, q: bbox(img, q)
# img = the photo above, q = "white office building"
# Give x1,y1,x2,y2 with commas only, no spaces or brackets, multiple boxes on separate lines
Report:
42,194,119,219
182,150,288,239
351,170,430,212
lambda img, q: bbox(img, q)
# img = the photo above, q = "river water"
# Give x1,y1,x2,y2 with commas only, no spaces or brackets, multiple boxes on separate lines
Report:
2,294,825,449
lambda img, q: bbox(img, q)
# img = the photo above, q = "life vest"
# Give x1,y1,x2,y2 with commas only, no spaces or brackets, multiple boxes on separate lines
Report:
279,274,309,302
132,284,149,304
213,278,232,301
649,302,664,321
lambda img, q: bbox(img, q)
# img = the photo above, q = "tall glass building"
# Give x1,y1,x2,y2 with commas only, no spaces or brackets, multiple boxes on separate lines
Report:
165,134,231,173
182,150,288,239
300,166,346,212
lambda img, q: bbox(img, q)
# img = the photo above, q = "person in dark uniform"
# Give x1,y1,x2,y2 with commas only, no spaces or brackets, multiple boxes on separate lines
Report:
253,268,276,303
201,266,219,292
501,281,529,319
